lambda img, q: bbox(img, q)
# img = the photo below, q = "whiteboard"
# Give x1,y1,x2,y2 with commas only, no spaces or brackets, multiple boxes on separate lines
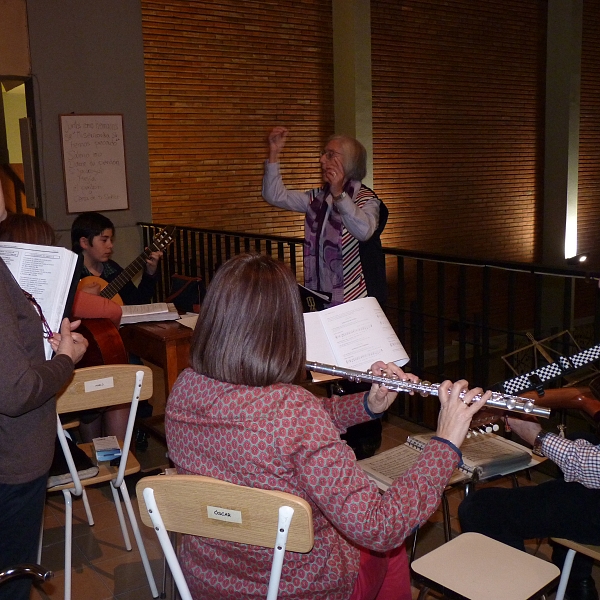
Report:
60,114,129,213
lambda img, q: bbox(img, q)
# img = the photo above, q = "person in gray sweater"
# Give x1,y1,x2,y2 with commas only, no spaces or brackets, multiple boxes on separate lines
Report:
0,225,87,599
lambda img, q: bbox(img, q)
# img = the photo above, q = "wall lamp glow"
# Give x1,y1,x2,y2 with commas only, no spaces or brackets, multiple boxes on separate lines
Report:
566,253,588,266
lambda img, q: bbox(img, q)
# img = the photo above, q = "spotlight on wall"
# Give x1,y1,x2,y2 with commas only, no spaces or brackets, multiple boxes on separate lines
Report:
566,253,588,266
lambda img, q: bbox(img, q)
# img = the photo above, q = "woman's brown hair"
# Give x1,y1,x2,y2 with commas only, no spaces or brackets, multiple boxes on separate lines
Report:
0,213,56,246
190,253,306,386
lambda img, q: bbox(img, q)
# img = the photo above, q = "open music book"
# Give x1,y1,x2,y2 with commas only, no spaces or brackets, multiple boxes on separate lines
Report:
120,302,179,325
304,296,409,382
0,241,81,359
359,432,533,491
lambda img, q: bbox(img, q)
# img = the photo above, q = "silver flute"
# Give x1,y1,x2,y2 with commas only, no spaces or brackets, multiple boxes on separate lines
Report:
306,361,551,418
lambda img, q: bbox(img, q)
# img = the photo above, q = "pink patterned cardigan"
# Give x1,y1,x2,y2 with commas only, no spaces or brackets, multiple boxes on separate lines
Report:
165,369,460,599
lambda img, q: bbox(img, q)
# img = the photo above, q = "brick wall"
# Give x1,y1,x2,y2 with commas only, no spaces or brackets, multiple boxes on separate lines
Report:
142,0,600,268
371,0,547,262
141,0,334,239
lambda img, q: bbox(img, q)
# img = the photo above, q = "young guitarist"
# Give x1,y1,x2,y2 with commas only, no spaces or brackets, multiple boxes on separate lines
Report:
71,211,163,305
71,211,163,445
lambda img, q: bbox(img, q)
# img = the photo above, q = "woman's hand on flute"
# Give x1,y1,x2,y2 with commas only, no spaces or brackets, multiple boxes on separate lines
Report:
435,380,492,448
366,361,420,414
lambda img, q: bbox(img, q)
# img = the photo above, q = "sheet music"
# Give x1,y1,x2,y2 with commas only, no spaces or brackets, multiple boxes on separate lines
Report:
409,432,532,480
359,442,470,492
460,436,524,462
304,297,409,375
0,242,79,359
362,445,420,481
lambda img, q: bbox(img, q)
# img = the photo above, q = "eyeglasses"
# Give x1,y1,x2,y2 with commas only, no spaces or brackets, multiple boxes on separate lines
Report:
320,149,343,160
22,290,54,339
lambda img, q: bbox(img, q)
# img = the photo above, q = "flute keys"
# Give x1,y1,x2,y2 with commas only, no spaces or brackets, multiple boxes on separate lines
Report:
523,400,535,413
504,395,517,410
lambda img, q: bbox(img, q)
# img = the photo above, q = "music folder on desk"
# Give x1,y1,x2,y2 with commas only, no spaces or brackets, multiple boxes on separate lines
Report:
359,432,533,490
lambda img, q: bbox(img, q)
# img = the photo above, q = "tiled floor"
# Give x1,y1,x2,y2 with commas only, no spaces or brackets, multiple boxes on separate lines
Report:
30,411,600,599
33,441,170,600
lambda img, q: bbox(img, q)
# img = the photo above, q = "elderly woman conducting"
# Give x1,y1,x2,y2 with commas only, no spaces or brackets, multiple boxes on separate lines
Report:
262,126,387,307
165,253,489,600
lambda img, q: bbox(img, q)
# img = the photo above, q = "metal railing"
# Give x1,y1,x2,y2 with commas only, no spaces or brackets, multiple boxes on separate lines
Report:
141,222,600,428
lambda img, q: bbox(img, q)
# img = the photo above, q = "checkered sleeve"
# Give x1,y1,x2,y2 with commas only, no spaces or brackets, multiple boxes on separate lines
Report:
542,433,600,489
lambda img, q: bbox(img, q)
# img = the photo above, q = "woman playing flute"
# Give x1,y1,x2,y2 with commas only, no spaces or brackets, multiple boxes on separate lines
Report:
165,253,490,600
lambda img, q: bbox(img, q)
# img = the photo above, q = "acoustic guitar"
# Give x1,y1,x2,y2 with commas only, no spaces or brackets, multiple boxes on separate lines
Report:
76,318,129,368
77,225,176,305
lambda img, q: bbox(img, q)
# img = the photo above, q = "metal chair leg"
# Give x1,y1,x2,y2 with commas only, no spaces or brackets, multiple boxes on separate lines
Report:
110,483,132,550
62,490,73,600
441,491,452,542
555,548,577,600
119,480,159,598
81,488,94,526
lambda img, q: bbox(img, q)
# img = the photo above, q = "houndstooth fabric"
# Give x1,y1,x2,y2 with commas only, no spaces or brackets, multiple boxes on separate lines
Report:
500,344,600,395
165,369,460,600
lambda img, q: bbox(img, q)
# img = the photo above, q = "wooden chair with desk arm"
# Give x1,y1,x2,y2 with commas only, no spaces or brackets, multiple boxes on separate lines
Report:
406,387,600,600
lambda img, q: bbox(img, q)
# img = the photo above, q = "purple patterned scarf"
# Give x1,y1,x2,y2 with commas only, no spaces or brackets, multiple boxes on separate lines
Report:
304,180,364,306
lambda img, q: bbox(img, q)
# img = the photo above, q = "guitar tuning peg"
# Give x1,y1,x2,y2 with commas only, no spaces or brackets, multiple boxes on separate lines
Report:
492,423,500,432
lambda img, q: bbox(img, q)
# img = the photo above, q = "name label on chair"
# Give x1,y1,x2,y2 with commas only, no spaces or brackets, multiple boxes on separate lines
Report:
84,377,115,393
207,505,242,524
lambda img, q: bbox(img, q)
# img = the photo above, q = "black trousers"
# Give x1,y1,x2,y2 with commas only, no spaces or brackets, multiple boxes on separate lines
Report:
0,474,47,600
459,468,600,581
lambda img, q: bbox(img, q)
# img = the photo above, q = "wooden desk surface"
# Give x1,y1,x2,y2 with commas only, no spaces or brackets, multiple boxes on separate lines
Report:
120,320,194,341
120,321,193,397
411,532,560,600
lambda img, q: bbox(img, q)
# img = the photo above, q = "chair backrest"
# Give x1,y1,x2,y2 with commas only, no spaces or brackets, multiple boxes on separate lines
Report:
54,365,153,495
55,364,153,414
137,474,313,551
136,474,314,600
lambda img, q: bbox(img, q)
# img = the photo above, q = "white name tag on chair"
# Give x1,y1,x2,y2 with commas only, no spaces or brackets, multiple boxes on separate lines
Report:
84,377,115,393
207,505,242,524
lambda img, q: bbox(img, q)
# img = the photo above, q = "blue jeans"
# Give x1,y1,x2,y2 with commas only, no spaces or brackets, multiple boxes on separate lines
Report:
0,474,47,600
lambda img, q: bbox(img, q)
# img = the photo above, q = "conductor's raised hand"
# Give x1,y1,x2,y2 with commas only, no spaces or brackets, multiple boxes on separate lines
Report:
267,126,289,162
435,380,491,448
366,361,420,415
323,153,347,198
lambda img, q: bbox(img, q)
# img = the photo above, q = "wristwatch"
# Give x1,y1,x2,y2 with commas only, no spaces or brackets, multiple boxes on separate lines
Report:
532,430,549,457
333,191,347,202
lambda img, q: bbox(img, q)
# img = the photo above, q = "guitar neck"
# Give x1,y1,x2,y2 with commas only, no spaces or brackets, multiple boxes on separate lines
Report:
100,252,151,300
97,225,175,301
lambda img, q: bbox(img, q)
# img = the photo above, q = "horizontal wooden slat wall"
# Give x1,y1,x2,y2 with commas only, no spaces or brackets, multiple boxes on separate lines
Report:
141,0,334,236
577,0,600,261
371,0,547,263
